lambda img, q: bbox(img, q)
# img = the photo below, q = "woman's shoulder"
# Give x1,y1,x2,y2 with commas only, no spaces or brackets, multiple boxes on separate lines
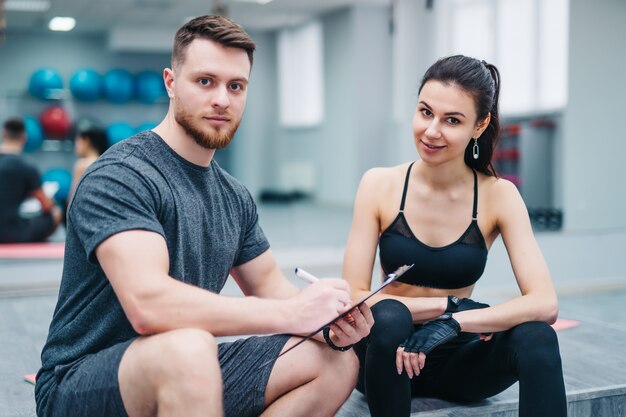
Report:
480,173,525,213
481,174,520,195
354,163,413,219
73,156,98,174
361,162,413,186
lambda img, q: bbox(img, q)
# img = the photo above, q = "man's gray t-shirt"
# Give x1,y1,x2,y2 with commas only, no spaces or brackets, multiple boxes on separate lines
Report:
35,131,270,407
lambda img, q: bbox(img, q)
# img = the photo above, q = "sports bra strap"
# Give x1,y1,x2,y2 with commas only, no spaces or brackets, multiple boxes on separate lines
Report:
472,169,478,220
399,162,415,212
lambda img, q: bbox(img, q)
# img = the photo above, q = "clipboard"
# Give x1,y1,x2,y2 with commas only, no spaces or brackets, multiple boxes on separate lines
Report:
262,264,414,366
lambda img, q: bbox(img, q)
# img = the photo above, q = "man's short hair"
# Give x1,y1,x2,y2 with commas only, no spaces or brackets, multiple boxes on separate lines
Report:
172,14,256,71
3,117,26,139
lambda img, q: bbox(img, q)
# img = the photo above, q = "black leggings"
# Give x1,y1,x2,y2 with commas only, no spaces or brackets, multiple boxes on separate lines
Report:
355,299,567,417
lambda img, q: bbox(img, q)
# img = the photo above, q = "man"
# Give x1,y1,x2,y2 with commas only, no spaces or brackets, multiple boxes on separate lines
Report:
35,15,373,417
0,117,61,243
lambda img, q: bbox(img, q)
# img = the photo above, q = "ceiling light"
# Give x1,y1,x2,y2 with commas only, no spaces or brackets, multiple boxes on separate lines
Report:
233,0,274,4
4,0,50,12
48,17,76,31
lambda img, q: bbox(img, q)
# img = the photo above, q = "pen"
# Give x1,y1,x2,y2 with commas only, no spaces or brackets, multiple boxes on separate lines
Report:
295,267,358,326
294,267,319,284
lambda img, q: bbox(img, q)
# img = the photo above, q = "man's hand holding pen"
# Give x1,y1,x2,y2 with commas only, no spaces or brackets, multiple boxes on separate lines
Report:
294,268,374,350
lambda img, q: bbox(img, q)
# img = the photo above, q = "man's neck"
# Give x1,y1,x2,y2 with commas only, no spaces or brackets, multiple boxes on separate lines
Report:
152,116,215,168
0,142,23,154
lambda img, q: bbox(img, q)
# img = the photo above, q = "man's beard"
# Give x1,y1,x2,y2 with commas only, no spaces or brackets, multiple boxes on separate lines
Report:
174,98,240,150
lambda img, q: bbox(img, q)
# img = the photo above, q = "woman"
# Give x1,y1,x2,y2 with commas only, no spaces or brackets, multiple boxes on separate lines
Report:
341,55,566,417
68,126,109,202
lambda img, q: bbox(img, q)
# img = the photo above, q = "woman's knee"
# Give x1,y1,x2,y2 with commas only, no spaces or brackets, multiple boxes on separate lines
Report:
509,322,562,365
369,299,413,350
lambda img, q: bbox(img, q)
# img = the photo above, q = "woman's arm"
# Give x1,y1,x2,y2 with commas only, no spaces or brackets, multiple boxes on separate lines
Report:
453,178,559,333
68,158,90,204
343,168,447,322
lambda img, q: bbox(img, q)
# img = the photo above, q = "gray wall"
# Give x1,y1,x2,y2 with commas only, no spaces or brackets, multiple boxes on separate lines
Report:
233,6,392,206
561,0,626,231
387,0,434,168
229,30,278,198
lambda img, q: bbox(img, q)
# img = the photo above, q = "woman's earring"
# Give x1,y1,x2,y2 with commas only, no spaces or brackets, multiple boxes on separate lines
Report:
472,138,480,160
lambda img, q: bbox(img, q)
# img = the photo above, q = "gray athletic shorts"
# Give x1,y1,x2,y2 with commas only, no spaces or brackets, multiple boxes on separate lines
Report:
41,334,290,417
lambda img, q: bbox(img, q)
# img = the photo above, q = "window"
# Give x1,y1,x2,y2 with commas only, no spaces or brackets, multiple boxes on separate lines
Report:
277,20,324,127
433,0,569,115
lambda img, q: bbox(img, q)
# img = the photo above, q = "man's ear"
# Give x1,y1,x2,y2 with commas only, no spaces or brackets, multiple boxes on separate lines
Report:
163,68,175,98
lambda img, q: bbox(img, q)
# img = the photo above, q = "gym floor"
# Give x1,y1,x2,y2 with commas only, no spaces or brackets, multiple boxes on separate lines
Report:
2,201,626,417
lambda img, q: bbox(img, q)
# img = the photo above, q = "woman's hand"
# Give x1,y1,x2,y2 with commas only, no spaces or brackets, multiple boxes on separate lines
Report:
396,313,461,378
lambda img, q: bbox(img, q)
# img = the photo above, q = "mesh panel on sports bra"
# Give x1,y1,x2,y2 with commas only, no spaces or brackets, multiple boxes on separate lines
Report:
390,216,412,239
460,221,484,245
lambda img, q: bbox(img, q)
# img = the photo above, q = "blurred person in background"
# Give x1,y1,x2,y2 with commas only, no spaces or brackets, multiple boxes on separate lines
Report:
68,126,109,204
0,116,62,243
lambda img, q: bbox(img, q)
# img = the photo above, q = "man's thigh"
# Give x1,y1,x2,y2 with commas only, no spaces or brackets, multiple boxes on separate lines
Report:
219,334,290,417
49,339,133,417
48,334,289,417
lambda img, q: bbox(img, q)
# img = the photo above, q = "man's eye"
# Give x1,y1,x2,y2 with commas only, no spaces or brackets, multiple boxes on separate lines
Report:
230,83,242,92
199,79,210,86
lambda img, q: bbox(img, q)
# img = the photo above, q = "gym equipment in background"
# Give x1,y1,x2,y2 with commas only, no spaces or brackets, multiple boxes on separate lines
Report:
135,71,166,104
102,68,134,104
106,121,135,146
42,167,72,206
135,121,158,133
39,106,72,139
69,68,102,102
23,116,45,152
28,68,64,100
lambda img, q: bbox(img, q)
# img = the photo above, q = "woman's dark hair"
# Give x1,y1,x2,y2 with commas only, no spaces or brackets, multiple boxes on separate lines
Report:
79,127,109,156
418,55,501,176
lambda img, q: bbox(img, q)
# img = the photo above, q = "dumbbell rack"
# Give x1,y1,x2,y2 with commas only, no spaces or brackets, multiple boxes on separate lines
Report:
495,116,563,231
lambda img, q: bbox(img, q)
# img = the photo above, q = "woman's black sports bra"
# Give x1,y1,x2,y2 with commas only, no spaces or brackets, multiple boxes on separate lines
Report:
378,162,488,289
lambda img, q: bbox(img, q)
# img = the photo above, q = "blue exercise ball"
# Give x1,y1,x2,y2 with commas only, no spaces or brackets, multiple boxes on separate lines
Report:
23,116,45,153
135,71,165,104
70,68,102,102
135,121,158,134
106,122,135,146
42,168,72,205
102,69,134,104
28,68,64,100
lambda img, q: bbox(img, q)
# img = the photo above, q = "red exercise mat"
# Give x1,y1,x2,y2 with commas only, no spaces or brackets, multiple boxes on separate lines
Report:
551,318,580,331
23,373,37,385
0,242,64,259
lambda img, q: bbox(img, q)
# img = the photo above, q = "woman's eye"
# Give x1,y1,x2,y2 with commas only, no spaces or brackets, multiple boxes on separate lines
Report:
447,117,460,125
421,108,432,117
